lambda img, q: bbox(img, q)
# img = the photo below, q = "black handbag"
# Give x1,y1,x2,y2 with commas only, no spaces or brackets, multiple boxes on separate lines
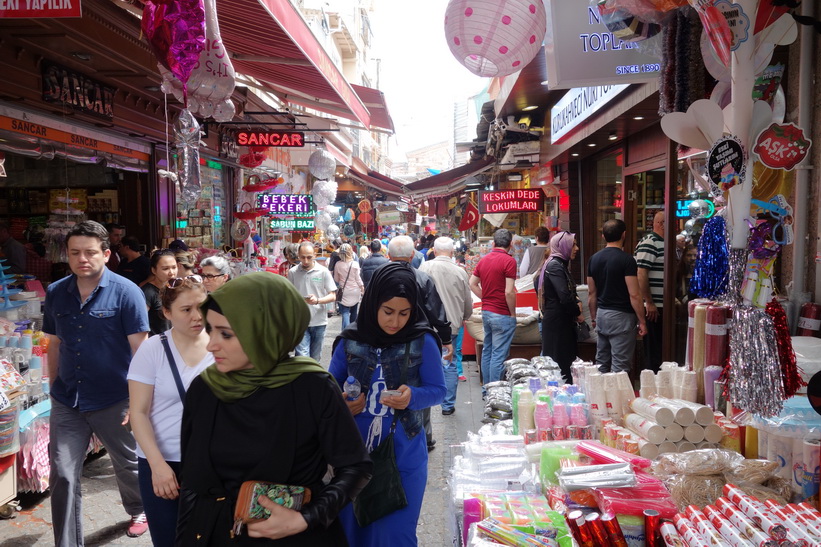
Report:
336,263,352,303
576,321,592,342
352,344,410,527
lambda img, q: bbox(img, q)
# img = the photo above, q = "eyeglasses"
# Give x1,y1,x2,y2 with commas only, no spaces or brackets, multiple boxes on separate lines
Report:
201,273,227,279
166,275,203,289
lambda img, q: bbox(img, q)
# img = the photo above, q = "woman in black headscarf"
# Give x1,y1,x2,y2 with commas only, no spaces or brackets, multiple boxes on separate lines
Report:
329,262,445,547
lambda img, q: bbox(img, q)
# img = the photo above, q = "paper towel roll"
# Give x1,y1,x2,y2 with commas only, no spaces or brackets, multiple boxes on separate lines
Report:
684,424,705,443
769,434,794,481
631,398,675,427
665,422,684,443
803,439,820,500
793,437,805,497
625,413,667,444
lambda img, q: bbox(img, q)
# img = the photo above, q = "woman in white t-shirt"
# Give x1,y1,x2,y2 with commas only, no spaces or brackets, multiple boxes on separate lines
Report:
333,243,365,330
127,275,211,547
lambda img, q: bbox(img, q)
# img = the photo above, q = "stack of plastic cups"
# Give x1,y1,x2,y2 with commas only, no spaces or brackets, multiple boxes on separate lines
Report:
639,369,657,399
534,402,552,442
552,402,569,441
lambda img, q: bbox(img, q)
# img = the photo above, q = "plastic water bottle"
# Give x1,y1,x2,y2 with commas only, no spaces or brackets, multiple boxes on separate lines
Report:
343,376,361,401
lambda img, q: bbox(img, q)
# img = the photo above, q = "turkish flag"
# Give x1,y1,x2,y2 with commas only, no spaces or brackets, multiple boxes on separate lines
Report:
458,201,480,231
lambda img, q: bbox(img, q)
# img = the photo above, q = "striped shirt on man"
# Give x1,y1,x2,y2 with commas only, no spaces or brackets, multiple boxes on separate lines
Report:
635,232,664,308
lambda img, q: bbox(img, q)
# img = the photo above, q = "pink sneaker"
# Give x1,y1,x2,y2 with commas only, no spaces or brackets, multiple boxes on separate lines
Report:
458,375,467,382
127,513,148,538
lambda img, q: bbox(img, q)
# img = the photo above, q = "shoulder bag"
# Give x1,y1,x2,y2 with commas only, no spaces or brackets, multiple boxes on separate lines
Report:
352,343,410,527
336,262,352,303
159,333,187,402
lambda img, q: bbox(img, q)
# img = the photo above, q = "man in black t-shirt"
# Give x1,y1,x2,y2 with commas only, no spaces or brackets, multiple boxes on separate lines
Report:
586,219,648,374
116,236,151,286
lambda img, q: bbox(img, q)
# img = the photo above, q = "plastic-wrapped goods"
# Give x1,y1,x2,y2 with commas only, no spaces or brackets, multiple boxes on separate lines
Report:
722,484,792,541
557,462,636,492
652,448,744,476
652,396,715,426
631,398,675,427
625,413,667,444
593,472,679,520
714,497,780,547
663,474,726,512
803,439,821,501
587,373,608,429
782,504,821,541
475,517,559,546
723,459,779,485
684,505,727,545
702,504,775,547
575,440,653,470
659,521,684,547
672,514,712,547
762,500,821,544
518,390,536,434
640,369,657,400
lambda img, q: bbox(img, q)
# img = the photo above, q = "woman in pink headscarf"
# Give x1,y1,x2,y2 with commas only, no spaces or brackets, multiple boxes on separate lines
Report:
536,231,584,383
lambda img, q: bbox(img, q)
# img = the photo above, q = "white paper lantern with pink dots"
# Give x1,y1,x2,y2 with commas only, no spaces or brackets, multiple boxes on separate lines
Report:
444,0,546,78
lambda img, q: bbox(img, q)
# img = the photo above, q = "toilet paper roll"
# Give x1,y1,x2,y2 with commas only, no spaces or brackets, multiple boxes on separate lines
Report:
625,413,667,444
676,441,697,453
803,439,820,500
665,422,684,443
793,437,805,497
704,423,725,444
657,369,674,399
684,424,705,443
648,396,696,426
630,398,675,427
769,434,794,481
657,441,677,454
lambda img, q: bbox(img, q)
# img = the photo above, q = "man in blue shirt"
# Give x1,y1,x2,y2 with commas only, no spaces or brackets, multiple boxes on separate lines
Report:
43,221,150,545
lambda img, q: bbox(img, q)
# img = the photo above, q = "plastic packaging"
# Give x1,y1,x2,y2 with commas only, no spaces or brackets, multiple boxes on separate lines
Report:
557,462,636,491
534,402,552,442
593,471,678,519
651,448,744,476
575,440,653,470
343,376,361,400
518,390,536,433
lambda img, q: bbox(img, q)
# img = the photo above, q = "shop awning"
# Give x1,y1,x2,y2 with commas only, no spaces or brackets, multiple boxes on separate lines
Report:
403,158,496,198
351,84,394,133
217,0,372,128
348,168,405,198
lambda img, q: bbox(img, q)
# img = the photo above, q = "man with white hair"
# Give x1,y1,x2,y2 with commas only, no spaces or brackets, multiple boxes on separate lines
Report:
386,235,451,450
420,237,473,415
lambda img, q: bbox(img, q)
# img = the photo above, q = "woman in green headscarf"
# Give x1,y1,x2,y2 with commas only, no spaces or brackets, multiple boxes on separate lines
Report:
176,272,372,546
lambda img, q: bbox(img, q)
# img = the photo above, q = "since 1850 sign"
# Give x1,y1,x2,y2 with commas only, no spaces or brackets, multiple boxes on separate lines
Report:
479,189,545,214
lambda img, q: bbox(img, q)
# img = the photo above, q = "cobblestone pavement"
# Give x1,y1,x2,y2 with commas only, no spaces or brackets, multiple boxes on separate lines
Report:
0,313,484,546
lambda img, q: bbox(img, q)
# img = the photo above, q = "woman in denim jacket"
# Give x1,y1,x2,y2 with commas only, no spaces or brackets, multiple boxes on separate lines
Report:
329,262,445,546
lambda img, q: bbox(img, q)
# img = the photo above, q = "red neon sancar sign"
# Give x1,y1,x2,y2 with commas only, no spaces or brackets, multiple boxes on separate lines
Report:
0,0,82,18
236,131,305,147
479,189,545,214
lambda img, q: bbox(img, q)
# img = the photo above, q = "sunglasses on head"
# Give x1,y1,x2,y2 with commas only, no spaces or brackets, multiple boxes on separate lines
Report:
166,275,203,289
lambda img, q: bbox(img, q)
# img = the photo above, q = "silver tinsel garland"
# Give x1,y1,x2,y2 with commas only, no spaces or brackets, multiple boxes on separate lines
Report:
728,306,785,417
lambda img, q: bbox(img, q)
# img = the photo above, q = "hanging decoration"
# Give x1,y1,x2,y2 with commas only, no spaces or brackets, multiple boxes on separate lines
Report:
242,174,283,193
326,224,341,240
324,204,340,221
141,0,206,104
766,298,805,398
175,109,202,204
311,179,338,210
315,211,333,232
690,215,728,299
443,0,547,78
159,0,236,121
343,208,355,222
753,122,812,171
308,149,337,180
358,199,372,213
238,146,266,169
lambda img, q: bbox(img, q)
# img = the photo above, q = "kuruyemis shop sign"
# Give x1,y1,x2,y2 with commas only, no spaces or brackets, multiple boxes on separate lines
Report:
269,218,315,231
479,190,545,214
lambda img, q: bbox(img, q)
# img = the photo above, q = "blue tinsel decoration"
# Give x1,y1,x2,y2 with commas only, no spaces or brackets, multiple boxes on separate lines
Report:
691,215,729,299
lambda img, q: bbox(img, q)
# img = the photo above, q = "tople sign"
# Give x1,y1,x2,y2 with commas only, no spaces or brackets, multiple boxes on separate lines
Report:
0,0,82,18
236,131,304,147
478,189,545,214
257,194,314,216
269,218,315,231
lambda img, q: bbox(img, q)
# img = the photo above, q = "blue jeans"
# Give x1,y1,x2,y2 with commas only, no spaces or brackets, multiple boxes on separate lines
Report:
137,458,180,547
442,357,458,411
338,303,359,330
296,325,327,361
481,311,517,384
453,326,464,377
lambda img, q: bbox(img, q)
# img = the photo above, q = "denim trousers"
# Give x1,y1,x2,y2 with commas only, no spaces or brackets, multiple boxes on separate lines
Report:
481,311,517,384
338,303,359,330
49,397,142,547
442,357,458,411
452,326,465,377
137,458,181,547
295,325,327,361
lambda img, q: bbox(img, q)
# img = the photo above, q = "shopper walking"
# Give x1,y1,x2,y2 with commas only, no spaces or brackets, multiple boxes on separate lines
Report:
334,243,365,330
469,229,517,385
419,237,472,415
536,231,583,384
117,236,151,286
360,240,388,287
518,226,550,278
176,273,372,545
141,249,179,336
288,241,337,362
330,262,446,546
200,255,232,293
587,219,647,374
636,211,666,372
127,275,210,547
44,220,150,545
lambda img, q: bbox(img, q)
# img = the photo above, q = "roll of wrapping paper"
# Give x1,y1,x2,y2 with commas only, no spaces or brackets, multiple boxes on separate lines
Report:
631,398,675,427
720,422,742,453
803,439,821,501
685,505,729,545
784,504,821,540
644,509,660,547
585,513,613,547
703,366,723,410
569,509,595,547
745,427,759,459
769,434,794,481
687,300,699,368
625,413,667,444
762,500,820,543
657,368,674,399
721,485,790,541
602,513,628,547
793,437,806,498
702,504,766,547
672,514,711,547
798,501,821,520
659,521,684,547
715,498,781,547
705,304,729,367
648,396,696,426
588,373,608,429
693,304,708,402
